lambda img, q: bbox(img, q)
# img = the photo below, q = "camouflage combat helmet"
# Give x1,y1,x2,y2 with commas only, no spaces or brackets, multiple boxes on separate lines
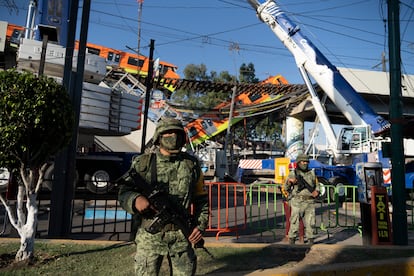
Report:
296,153,310,162
153,117,185,145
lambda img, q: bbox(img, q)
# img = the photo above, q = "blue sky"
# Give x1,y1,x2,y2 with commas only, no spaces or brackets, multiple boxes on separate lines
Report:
1,0,413,84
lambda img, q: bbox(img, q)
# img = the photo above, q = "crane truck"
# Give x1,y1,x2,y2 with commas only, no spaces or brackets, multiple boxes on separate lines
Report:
247,0,414,199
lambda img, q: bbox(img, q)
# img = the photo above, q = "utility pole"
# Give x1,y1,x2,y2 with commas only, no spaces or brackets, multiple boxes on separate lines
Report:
225,42,240,177
140,39,155,154
137,0,144,57
388,0,408,245
381,51,387,72
372,52,388,72
224,85,238,177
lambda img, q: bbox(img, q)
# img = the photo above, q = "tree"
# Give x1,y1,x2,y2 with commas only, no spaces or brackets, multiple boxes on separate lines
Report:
183,63,209,81
232,116,284,150
0,69,75,262
182,63,237,83
171,63,233,111
239,63,259,83
211,71,237,83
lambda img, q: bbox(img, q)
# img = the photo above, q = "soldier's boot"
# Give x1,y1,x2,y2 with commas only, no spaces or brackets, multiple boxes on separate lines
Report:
299,236,304,244
308,238,314,245
289,238,295,245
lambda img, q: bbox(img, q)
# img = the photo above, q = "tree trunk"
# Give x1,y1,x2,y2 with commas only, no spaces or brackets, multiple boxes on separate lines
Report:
15,193,38,262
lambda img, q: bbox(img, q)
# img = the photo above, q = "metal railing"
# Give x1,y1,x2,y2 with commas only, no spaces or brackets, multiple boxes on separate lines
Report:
247,182,283,239
1,182,413,241
205,181,247,239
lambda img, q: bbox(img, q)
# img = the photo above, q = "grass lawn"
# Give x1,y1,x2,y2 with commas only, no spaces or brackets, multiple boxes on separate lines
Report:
0,240,289,275
2,239,414,275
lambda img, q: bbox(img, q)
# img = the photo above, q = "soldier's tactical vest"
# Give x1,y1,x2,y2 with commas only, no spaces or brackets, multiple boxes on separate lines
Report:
132,152,200,207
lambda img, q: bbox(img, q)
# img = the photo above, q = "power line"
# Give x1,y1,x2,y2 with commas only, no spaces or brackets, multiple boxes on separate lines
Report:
89,2,413,62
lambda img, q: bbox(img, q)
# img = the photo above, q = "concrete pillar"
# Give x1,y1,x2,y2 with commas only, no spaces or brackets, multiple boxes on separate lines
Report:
285,116,305,160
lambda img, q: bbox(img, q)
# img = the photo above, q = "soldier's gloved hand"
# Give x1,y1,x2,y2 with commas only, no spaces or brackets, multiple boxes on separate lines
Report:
188,227,203,245
134,195,151,213
311,190,319,198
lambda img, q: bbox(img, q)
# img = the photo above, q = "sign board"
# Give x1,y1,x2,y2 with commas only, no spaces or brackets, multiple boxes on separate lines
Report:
370,186,393,245
275,158,290,184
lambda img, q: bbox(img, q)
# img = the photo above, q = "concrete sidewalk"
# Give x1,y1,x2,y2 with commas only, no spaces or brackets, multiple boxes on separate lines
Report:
243,253,414,276
201,227,414,275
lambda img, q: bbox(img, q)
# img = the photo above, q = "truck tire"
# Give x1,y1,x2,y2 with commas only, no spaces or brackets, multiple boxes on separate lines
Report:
43,163,55,191
329,177,347,203
84,168,115,194
317,177,330,201
0,168,10,192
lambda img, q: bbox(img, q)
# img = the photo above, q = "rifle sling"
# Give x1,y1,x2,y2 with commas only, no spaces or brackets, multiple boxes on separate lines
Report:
295,169,315,193
150,153,156,186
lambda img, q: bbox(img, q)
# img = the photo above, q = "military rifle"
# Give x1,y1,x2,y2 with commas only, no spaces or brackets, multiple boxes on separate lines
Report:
126,170,214,258
296,171,315,193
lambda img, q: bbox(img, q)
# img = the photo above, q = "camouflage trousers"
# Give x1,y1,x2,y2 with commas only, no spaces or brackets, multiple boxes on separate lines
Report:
288,197,316,240
134,227,196,276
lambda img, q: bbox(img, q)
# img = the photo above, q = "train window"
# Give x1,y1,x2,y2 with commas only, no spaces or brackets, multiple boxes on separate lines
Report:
159,65,167,74
107,52,114,61
128,57,138,66
127,57,145,68
188,127,198,138
87,47,100,55
11,29,23,39
165,65,175,72
10,29,24,47
115,54,120,62
158,65,176,75
248,93,261,102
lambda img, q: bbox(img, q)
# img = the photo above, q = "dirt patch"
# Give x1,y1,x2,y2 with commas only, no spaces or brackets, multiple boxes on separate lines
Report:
0,253,15,269
0,252,58,271
0,253,33,271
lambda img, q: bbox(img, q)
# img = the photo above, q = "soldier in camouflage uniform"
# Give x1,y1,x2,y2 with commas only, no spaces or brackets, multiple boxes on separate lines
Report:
283,154,320,245
118,117,209,275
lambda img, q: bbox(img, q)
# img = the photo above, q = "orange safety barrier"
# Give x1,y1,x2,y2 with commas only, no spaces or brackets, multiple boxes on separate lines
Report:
204,181,247,240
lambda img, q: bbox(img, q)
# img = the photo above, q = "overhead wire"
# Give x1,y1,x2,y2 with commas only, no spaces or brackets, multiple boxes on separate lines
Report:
92,3,378,71
150,1,411,114
113,0,135,35
4,0,413,76
5,0,408,90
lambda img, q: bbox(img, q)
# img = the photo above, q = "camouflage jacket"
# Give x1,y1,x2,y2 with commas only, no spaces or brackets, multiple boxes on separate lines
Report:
118,150,209,231
283,168,320,199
